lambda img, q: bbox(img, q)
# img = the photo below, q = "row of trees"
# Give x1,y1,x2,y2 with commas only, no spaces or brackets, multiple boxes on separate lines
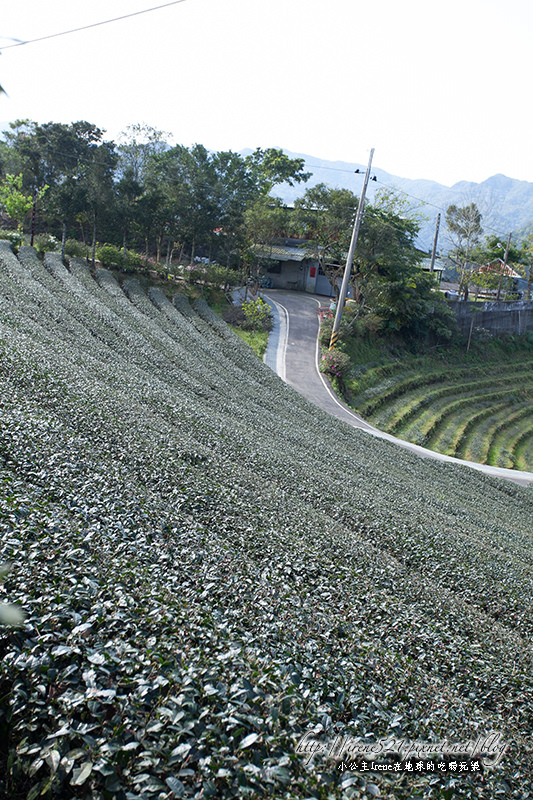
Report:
0,118,456,339
0,120,311,266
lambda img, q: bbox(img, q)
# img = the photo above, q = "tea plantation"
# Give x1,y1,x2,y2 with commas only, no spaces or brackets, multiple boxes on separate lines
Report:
344,353,533,472
0,241,532,799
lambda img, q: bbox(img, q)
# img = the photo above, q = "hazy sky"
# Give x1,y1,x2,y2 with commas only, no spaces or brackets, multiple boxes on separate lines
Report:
1,0,531,187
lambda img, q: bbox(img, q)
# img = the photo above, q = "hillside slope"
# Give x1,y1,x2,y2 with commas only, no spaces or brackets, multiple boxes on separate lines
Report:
0,242,532,799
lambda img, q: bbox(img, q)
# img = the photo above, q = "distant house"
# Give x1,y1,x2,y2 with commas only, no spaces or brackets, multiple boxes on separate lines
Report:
471,259,523,298
419,256,444,282
255,238,440,298
475,258,522,280
254,238,322,293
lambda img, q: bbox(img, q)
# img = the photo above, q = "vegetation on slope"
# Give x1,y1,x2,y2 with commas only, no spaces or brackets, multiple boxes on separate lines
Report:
327,330,533,472
0,242,532,799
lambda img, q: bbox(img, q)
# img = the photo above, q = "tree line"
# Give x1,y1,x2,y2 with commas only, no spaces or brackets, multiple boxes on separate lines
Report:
0,120,312,266
0,119,457,341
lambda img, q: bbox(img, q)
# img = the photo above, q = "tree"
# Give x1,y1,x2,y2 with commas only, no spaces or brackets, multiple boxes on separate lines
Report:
245,147,311,194
116,125,171,264
210,150,262,270
295,184,452,340
84,141,118,265
115,169,144,266
117,124,170,184
446,203,483,299
0,173,47,232
520,234,533,301
293,183,357,299
243,197,288,289
351,192,453,338
1,120,118,258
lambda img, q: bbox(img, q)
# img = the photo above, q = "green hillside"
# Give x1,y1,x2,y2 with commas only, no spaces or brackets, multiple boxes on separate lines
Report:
343,351,533,472
0,241,532,799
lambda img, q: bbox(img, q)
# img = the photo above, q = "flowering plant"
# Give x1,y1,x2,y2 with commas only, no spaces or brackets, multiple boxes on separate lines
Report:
319,349,351,378
241,297,273,330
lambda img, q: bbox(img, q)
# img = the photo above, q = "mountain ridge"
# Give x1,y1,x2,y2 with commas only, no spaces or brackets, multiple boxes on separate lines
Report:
269,149,533,252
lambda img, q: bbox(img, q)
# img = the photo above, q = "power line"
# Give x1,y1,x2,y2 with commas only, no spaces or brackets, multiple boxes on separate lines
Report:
302,158,516,243
0,0,187,50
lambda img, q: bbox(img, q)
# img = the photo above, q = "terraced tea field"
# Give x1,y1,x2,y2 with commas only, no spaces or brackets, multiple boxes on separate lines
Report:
346,358,533,471
0,241,532,799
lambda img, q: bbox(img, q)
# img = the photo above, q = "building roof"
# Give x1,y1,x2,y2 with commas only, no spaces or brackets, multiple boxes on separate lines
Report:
254,243,316,262
420,257,444,274
476,259,522,279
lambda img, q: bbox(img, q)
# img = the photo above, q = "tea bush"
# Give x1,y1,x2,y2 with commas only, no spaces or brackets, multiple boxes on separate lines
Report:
0,240,532,799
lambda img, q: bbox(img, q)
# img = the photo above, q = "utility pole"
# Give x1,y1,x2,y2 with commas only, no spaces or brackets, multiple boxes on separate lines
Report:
429,213,440,274
496,233,511,301
329,148,374,350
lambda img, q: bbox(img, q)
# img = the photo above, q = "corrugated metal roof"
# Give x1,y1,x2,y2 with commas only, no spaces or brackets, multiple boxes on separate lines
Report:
477,259,522,279
254,244,315,262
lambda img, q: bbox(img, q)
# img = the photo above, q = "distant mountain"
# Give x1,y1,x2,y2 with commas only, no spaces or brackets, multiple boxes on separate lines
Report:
269,150,533,253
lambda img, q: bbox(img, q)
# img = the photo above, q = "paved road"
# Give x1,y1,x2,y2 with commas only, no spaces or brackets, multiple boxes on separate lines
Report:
263,290,376,430
263,289,533,487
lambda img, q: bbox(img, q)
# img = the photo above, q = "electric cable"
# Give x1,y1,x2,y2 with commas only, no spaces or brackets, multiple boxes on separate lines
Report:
0,0,186,50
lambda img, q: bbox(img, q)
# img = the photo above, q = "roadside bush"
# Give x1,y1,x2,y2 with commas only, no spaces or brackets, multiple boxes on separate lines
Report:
319,315,353,347
33,232,59,255
241,297,273,331
319,348,352,379
0,229,22,250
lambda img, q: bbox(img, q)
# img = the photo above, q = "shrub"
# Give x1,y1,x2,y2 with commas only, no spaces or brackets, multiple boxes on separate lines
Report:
319,317,333,347
94,244,143,273
205,263,240,289
0,229,22,250
96,243,123,268
64,239,90,259
319,349,352,378
223,303,246,326
319,315,353,347
33,232,59,255
357,312,385,335
124,250,144,273
241,297,273,331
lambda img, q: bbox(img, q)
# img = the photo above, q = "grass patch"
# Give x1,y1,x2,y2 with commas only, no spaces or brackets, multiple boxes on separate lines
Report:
232,326,269,358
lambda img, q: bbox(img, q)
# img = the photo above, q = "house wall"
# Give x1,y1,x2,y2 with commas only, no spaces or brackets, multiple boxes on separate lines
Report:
304,263,317,293
449,300,533,337
267,260,303,290
315,268,335,297
267,260,318,291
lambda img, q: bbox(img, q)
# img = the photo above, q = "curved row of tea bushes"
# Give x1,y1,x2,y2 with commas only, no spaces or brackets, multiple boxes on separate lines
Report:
348,355,533,470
